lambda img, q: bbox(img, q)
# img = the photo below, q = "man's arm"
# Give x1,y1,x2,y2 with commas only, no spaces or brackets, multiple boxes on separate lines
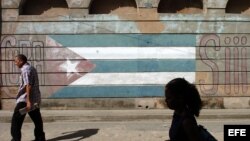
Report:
26,84,32,110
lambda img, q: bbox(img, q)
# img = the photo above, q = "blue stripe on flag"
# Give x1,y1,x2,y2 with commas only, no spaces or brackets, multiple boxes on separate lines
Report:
50,85,164,98
49,34,196,47
91,59,195,72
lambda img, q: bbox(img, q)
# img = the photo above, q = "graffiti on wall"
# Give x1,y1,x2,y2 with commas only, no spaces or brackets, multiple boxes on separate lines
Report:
0,36,45,86
198,34,249,96
0,35,95,98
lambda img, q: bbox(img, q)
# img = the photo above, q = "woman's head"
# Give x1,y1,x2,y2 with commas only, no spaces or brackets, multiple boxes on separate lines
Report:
165,78,202,117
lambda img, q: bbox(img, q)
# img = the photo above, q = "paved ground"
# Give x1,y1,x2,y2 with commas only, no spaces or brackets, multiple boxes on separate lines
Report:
1,109,250,141
1,109,250,122
1,119,250,141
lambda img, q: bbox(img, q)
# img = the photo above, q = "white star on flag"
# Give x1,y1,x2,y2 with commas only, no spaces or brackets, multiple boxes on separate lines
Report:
60,59,81,79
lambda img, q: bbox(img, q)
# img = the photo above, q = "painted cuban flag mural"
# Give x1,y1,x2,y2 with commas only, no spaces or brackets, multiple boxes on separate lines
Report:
1,34,249,99
0,34,197,98
48,34,196,98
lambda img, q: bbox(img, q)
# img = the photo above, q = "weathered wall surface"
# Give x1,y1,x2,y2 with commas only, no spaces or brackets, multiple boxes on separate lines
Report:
0,0,2,110
1,0,250,109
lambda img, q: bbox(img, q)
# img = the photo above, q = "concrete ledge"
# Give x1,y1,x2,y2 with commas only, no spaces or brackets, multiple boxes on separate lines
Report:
2,9,19,21
3,97,247,110
66,0,91,8
224,97,250,109
1,109,250,123
137,0,160,8
1,0,20,8
205,0,228,9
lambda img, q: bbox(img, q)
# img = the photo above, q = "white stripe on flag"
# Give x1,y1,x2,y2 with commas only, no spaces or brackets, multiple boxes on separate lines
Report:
70,72,195,85
68,47,195,59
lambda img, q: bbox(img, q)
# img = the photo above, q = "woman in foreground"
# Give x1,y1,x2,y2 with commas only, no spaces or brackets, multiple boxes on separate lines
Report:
165,78,202,141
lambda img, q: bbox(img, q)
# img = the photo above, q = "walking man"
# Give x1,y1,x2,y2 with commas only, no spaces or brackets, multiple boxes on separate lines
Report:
11,54,46,141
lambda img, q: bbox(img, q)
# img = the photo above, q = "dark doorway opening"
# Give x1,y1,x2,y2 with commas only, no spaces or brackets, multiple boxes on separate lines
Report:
158,0,203,14
89,0,137,14
20,0,68,15
226,0,250,14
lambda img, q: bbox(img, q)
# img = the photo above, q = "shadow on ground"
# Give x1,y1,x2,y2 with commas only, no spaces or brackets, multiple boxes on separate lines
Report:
47,128,99,141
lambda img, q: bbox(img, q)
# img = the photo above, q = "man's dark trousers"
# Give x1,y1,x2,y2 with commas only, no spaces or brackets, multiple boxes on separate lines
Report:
11,102,45,141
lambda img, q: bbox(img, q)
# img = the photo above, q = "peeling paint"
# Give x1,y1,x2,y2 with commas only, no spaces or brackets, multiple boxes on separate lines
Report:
111,8,164,33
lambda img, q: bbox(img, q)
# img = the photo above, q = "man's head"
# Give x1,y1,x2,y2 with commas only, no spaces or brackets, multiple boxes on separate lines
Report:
14,54,27,68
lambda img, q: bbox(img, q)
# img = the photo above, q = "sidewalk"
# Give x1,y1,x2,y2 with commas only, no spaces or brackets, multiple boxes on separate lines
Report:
1,109,250,141
1,109,250,123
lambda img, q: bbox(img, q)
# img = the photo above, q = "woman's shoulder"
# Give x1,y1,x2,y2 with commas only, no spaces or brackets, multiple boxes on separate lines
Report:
182,116,196,125
181,110,197,123
181,111,198,129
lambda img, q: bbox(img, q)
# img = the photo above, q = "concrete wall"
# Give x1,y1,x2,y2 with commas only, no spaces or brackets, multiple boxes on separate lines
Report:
1,0,250,109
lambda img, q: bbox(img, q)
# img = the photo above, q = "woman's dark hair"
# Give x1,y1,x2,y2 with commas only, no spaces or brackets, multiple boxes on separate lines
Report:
16,54,27,63
165,78,202,117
